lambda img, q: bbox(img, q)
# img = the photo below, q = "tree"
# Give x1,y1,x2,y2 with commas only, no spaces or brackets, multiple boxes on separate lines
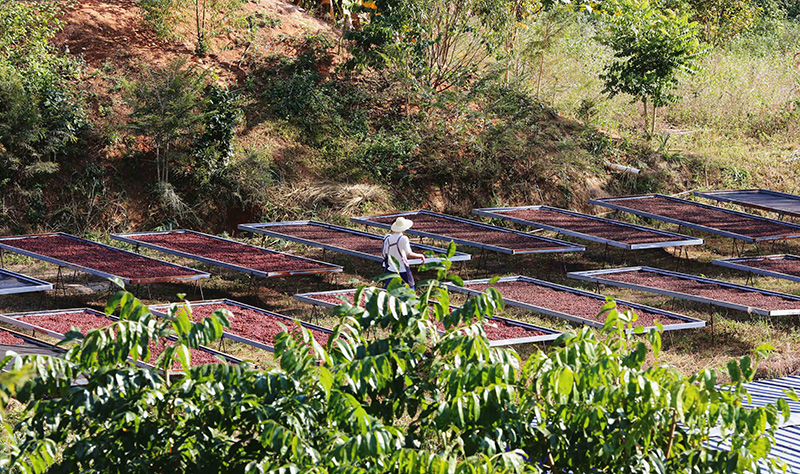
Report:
345,0,516,91
190,0,245,56
519,302,789,472
0,0,87,227
597,0,705,135
686,0,759,45
136,0,245,55
0,250,791,473
125,59,208,185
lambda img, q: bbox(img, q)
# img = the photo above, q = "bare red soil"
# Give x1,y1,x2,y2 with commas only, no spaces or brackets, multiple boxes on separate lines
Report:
1,234,203,281
612,197,797,239
129,231,334,273
466,280,685,326
177,302,330,346
18,310,226,367
370,213,568,250
602,269,800,310
55,0,337,82
497,208,681,244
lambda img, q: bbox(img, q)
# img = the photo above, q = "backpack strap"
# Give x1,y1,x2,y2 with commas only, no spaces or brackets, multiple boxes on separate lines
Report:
382,233,408,269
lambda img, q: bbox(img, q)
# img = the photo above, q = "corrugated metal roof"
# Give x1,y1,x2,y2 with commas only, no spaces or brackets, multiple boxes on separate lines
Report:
772,425,800,470
712,375,800,472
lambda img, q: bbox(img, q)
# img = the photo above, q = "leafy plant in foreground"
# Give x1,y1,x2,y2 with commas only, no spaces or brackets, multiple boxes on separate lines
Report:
0,246,792,473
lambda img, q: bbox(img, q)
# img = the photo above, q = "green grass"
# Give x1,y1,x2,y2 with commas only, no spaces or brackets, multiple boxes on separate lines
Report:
518,16,800,197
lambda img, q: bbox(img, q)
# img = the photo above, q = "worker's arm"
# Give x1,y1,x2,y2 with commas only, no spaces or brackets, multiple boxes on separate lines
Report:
407,251,426,262
401,236,426,263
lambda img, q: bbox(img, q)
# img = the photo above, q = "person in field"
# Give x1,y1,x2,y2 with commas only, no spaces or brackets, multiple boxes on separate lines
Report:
382,217,426,289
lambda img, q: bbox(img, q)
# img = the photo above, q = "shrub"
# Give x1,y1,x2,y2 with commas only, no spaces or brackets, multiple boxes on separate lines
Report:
124,59,208,184
192,85,242,181
350,127,420,186
0,1,87,229
136,0,181,40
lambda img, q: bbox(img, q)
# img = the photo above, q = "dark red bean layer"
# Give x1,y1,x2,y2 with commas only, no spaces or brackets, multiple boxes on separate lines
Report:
0,329,24,345
370,214,568,250
182,302,330,347
465,280,685,327
2,234,202,280
602,269,800,310
130,231,331,273
611,197,796,239
496,208,680,244
19,310,226,368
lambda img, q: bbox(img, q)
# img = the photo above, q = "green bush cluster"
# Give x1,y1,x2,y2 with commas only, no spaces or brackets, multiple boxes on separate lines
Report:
0,1,88,230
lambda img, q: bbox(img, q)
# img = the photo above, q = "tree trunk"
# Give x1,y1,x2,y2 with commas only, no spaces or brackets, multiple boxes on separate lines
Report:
642,98,648,133
651,104,657,136
195,0,201,50
536,19,552,97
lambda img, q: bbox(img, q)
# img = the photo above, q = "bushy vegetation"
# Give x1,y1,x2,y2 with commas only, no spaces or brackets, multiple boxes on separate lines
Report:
0,258,793,473
1,0,798,232
0,1,87,230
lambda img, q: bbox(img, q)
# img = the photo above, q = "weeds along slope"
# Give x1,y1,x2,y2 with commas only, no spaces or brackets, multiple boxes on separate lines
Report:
3,0,800,236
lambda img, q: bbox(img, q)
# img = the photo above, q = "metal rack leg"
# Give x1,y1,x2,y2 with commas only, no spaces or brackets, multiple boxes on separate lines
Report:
56,267,67,296
196,280,205,300
710,303,715,344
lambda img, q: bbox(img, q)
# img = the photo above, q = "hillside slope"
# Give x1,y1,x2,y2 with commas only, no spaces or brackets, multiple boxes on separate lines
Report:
2,0,787,236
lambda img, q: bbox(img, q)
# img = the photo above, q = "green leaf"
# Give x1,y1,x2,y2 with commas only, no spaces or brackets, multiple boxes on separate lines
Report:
446,274,464,287
784,388,799,402
556,368,574,396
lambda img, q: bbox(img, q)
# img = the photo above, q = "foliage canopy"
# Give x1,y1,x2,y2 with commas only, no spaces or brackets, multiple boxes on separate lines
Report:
0,0,87,228
597,0,705,133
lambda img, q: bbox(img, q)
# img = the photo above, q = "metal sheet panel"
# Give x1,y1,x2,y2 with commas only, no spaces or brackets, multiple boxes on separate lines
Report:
695,189,800,218
0,268,52,295
293,288,563,346
238,220,471,264
710,375,800,472
443,275,706,332
0,327,63,351
351,210,585,255
472,205,703,249
0,233,210,285
567,266,800,316
112,230,342,278
590,194,800,243
149,299,333,353
713,254,800,283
